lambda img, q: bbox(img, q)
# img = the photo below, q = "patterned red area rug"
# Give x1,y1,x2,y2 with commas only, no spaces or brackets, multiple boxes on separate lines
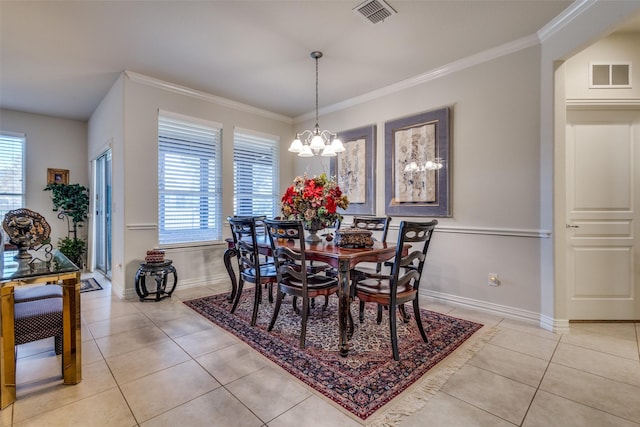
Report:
184,291,483,421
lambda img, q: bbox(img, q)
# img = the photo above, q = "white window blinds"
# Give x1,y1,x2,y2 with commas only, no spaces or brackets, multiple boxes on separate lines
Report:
0,132,25,220
233,130,280,217
158,113,222,245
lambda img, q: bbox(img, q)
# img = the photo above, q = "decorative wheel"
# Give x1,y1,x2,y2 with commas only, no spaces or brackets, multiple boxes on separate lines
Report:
2,208,51,247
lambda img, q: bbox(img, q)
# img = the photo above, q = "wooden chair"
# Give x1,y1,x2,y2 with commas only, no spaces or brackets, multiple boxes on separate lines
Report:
227,216,278,326
352,220,437,361
263,219,339,348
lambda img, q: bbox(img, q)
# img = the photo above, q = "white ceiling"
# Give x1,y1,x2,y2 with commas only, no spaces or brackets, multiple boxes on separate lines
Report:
1,1,637,122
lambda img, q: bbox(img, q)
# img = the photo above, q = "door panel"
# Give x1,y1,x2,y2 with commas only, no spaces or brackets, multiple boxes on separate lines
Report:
566,110,639,320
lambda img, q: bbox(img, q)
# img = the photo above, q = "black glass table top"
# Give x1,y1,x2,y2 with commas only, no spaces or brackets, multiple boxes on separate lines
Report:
1,248,79,282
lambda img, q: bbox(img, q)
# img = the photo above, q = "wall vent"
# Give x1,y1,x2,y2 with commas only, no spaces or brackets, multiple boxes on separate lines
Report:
353,0,397,24
590,62,632,88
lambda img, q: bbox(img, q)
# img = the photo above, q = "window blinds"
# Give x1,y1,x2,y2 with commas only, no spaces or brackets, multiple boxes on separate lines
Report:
158,114,222,245
233,131,280,218
0,132,25,219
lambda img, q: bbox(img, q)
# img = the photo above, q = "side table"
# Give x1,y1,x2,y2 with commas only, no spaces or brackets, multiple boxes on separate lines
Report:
134,260,177,301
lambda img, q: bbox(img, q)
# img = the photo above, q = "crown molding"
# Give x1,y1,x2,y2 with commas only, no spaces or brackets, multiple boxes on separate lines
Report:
124,70,292,125
537,0,597,42
296,34,540,123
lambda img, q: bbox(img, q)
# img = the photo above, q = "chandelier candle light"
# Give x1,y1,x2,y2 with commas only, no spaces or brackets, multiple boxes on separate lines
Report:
288,51,345,157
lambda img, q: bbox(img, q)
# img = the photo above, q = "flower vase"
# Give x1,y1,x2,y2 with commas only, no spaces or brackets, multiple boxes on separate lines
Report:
304,222,323,244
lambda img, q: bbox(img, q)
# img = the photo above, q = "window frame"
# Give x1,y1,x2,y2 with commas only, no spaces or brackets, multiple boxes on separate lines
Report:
233,128,280,218
0,131,26,221
157,111,223,246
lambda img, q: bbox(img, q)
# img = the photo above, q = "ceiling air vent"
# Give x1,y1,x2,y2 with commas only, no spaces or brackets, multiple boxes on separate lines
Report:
353,0,397,24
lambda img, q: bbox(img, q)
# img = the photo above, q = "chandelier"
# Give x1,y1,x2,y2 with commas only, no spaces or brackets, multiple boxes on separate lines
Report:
288,51,344,157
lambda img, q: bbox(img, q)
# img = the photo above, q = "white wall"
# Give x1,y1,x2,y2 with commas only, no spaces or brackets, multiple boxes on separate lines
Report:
290,45,545,320
565,32,640,100
93,72,296,299
0,109,88,247
87,75,125,293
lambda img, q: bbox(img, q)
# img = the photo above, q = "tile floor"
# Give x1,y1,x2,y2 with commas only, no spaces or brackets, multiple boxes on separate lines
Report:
1,276,639,426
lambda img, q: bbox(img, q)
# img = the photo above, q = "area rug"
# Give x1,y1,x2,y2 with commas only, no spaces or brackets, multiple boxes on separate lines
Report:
184,291,485,422
80,277,103,293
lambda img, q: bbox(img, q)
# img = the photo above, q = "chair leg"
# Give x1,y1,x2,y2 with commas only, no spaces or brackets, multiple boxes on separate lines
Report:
268,291,285,331
230,279,245,313
376,304,383,324
268,283,274,303
399,304,411,323
299,297,309,348
251,282,261,326
413,299,428,342
389,305,400,361
322,295,329,310
359,300,365,323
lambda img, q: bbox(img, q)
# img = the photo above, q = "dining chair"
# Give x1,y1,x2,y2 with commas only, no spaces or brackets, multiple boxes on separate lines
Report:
227,216,278,326
263,219,340,348
352,219,437,361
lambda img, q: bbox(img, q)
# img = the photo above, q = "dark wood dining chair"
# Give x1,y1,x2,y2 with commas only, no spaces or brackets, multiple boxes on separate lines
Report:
263,219,340,348
227,216,278,326
352,219,437,361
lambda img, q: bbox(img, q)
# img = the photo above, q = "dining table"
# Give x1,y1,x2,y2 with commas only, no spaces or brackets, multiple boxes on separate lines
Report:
224,235,397,356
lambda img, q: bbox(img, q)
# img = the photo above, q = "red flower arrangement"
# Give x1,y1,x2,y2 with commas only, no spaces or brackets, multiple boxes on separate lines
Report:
281,173,349,230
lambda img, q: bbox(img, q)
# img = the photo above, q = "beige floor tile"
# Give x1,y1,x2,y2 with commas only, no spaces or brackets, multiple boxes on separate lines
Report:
172,285,220,301
552,342,640,387
106,338,191,384
398,392,515,427
523,390,640,427
16,350,62,385
81,297,142,324
446,307,503,327
269,394,362,427
489,327,558,360
562,323,639,361
13,388,136,427
87,311,155,338
94,324,169,358
120,359,220,423
156,312,217,338
540,363,640,423
13,359,117,423
468,342,549,387
134,299,196,323
196,342,270,385
441,364,536,425
173,327,238,358
141,387,263,427
225,365,313,422
499,318,560,341
81,338,104,366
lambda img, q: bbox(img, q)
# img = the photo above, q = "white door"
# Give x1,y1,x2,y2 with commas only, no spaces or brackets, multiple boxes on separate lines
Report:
566,109,640,320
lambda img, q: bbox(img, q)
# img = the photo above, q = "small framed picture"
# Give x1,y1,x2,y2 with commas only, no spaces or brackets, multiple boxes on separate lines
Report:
47,168,69,185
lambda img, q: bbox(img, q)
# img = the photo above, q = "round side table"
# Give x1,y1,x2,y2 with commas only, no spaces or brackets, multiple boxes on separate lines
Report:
134,260,177,301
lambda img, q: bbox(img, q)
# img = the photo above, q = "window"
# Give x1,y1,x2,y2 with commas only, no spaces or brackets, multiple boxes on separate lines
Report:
590,62,632,88
0,132,25,220
233,129,280,217
158,113,222,245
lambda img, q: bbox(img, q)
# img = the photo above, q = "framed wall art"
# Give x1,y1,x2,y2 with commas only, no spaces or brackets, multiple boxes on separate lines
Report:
47,168,69,185
330,124,376,215
384,107,451,217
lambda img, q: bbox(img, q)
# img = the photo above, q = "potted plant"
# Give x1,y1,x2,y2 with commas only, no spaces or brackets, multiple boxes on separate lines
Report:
44,183,90,268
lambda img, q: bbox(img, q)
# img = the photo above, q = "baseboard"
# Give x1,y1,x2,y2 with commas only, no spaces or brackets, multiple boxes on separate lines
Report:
421,289,541,326
540,315,570,334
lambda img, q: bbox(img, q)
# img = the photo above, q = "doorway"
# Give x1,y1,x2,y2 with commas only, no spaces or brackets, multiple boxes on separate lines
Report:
565,109,640,319
94,149,112,278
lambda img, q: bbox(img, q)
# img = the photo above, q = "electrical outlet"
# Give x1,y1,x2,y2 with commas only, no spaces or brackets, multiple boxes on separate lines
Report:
488,273,500,286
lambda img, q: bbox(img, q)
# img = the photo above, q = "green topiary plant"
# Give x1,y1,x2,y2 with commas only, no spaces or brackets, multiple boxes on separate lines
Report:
44,182,90,267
